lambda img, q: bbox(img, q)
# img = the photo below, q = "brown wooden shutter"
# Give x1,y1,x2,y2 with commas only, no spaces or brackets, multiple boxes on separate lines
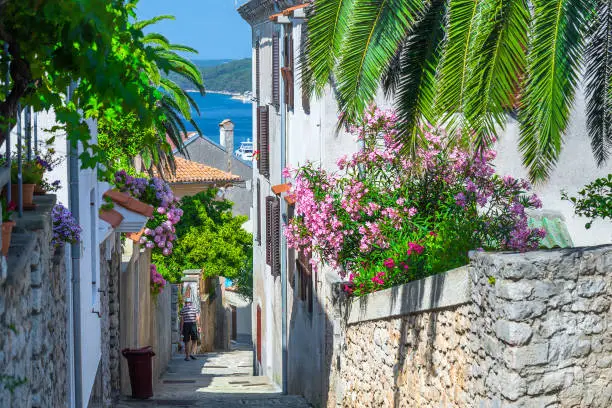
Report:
256,107,261,171
297,250,313,313
256,180,261,244
258,105,269,178
287,205,295,288
266,196,274,266
281,31,294,110
255,40,260,102
272,32,280,108
300,24,311,114
271,197,281,277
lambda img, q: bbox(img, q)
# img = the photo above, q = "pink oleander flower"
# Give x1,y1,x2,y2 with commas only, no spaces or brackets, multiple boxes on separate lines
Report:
383,258,395,268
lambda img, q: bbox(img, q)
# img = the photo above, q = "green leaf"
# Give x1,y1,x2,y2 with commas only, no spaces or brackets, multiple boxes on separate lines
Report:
519,0,591,182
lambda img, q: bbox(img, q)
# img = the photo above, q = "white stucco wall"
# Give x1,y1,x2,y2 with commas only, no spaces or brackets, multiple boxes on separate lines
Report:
495,91,612,246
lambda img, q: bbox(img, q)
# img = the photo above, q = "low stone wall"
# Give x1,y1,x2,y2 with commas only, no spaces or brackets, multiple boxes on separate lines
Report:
0,195,68,407
331,246,612,407
151,286,171,382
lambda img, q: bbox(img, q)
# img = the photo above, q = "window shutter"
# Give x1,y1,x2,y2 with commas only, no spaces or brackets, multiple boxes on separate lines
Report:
281,31,295,110
297,250,313,313
255,40,260,102
272,32,280,108
287,205,295,288
256,107,261,171
266,196,274,266
271,197,281,277
258,105,269,178
300,24,311,114
288,32,294,110
256,180,261,244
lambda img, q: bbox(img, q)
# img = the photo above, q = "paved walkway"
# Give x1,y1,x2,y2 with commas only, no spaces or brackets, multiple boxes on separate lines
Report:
117,345,311,407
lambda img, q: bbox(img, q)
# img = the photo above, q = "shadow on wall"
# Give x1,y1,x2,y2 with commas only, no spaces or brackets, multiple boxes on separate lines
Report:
286,265,452,407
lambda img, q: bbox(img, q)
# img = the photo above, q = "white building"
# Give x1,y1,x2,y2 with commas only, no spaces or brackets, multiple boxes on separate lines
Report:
239,1,611,406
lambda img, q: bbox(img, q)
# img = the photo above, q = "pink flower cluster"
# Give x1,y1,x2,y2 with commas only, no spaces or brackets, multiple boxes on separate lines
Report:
114,170,183,256
150,263,167,295
284,106,546,296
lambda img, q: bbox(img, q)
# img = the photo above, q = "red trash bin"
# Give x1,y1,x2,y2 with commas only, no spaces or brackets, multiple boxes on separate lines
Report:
122,346,155,399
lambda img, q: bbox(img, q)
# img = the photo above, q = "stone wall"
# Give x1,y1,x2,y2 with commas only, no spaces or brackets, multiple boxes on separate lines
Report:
0,195,68,407
151,285,171,382
330,246,612,407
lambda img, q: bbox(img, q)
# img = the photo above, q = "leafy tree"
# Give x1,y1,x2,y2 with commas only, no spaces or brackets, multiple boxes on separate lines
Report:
153,189,253,298
98,17,205,174
305,0,612,181
562,174,612,229
0,0,195,170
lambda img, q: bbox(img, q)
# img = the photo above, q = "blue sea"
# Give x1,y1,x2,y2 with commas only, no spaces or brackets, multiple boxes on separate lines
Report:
183,92,253,148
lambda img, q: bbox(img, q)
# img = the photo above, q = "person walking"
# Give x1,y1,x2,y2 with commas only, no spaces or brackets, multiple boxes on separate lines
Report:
180,298,199,361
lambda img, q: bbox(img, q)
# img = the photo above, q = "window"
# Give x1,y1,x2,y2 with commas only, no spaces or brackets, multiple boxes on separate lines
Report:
255,40,260,102
300,24,311,114
297,249,313,314
256,180,261,244
265,196,280,276
257,106,269,178
272,32,280,108
281,29,294,110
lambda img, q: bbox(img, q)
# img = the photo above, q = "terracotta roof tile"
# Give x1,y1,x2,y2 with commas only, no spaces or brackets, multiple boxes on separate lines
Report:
99,209,124,228
154,157,241,184
103,190,154,218
270,2,310,20
272,183,291,195
125,228,145,243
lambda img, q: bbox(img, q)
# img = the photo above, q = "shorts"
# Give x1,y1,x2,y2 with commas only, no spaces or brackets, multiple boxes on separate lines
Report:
182,322,198,342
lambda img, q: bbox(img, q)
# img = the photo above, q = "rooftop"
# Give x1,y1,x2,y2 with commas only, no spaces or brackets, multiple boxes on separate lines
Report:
155,157,241,185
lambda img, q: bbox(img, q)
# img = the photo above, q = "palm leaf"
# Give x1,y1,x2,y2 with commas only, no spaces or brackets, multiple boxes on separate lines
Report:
519,0,590,181
585,0,612,165
335,0,424,122
304,0,355,96
134,15,175,30
143,32,171,48
434,0,480,135
465,0,529,150
393,0,447,153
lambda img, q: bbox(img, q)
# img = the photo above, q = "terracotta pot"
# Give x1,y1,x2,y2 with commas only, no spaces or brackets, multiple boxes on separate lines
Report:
34,184,46,195
2,220,16,257
11,184,36,206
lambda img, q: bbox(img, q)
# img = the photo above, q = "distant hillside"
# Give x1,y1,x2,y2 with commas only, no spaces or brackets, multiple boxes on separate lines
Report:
169,59,252,94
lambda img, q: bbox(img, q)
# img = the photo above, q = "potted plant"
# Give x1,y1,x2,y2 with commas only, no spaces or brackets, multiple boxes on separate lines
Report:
8,158,44,206
33,141,63,195
1,197,16,256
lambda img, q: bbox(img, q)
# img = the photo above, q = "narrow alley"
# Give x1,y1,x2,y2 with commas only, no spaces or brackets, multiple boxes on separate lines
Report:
116,344,311,408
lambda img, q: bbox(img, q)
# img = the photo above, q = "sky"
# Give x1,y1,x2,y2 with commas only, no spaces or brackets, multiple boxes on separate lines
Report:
135,0,252,60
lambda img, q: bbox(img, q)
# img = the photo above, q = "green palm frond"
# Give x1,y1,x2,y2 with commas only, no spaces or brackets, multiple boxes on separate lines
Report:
168,44,199,54
134,15,175,30
585,0,612,165
519,0,590,182
465,0,529,151
160,77,192,118
143,32,171,48
336,0,424,123
392,0,446,153
305,0,355,96
434,0,480,135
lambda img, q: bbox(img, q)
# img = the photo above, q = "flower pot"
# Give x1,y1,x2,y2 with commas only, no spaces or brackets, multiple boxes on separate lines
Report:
34,185,46,195
2,220,16,256
11,184,36,206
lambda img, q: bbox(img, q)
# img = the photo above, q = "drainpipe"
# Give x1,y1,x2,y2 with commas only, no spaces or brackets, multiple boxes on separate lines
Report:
68,83,83,408
278,18,288,396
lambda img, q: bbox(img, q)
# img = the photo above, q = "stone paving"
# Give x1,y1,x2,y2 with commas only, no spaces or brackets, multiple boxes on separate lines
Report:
116,345,311,407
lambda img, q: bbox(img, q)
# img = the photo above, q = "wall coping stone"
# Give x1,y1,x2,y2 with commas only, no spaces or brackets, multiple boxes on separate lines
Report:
346,265,470,325
6,232,37,283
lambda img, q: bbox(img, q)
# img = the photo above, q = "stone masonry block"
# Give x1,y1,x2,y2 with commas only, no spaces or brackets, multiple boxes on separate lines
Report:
577,277,607,298
495,320,532,346
500,371,526,401
496,281,533,301
503,343,548,370
503,301,546,321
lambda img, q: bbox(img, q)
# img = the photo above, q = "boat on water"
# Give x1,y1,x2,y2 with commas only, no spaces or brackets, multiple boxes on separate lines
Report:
235,140,254,161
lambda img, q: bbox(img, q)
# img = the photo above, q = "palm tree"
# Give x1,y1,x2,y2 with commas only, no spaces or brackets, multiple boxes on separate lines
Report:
135,15,205,172
305,0,612,181
99,14,205,173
